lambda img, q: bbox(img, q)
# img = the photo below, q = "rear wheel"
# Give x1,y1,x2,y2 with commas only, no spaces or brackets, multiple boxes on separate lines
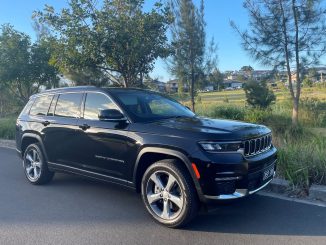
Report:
23,143,54,185
141,159,199,228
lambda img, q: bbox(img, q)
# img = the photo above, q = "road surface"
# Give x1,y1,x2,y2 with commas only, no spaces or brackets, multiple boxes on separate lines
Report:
0,147,325,245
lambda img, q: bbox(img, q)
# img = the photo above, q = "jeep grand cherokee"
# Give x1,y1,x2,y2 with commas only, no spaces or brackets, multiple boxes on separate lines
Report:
16,86,277,228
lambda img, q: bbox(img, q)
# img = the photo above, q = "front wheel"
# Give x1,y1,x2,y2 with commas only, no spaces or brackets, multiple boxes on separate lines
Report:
23,143,54,185
141,159,199,228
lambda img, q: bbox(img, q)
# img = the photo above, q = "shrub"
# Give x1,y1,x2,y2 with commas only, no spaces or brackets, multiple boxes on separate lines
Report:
243,109,270,124
223,96,229,103
0,117,16,139
243,80,276,108
210,106,245,120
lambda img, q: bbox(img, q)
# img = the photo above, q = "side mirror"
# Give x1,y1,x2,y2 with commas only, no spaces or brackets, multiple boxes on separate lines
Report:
98,109,127,121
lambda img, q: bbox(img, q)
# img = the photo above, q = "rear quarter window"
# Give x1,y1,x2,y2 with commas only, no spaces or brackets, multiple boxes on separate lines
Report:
29,95,54,116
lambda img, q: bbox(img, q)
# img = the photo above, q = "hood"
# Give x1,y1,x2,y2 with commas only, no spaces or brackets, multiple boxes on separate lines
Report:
149,116,271,141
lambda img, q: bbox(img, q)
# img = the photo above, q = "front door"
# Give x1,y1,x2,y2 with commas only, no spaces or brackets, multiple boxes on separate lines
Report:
76,92,130,179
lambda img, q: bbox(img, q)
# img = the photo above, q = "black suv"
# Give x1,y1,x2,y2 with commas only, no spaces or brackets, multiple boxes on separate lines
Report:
16,86,277,227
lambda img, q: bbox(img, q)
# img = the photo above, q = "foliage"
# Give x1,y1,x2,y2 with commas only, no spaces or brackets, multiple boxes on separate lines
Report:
302,77,313,87
0,24,59,104
0,117,16,140
168,0,207,111
209,106,245,121
231,0,326,125
243,80,276,108
277,133,326,192
35,0,172,87
208,69,224,91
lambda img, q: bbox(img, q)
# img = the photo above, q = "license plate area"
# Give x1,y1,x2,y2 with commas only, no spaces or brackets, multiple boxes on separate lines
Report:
262,165,274,181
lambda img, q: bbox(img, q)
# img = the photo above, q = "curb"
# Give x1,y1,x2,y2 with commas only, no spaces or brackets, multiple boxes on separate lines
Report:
310,184,326,202
0,139,15,149
265,178,290,193
265,177,326,204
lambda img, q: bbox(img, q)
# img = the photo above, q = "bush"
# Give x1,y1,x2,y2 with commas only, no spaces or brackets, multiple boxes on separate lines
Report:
0,117,16,139
210,106,245,120
243,80,276,108
243,109,270,124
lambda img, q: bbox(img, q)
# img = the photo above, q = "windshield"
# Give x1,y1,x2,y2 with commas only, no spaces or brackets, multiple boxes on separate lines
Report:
109,89,195,122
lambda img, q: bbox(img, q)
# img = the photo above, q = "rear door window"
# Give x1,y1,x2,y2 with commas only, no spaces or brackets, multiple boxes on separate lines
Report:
29,95,54,116
54,93,83,118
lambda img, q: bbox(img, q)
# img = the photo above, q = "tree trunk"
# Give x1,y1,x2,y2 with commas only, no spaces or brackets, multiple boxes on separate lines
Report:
292,0,300,126
292,98,299,126
280,0,298,126
190,68,195,112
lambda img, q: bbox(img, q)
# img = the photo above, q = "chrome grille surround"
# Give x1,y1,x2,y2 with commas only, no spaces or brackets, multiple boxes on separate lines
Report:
243,134,272,157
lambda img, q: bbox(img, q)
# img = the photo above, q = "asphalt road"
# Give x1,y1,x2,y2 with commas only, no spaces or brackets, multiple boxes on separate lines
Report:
0,147,325,245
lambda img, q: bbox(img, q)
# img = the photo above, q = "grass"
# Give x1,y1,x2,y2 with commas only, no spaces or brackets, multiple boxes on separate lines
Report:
0,117,16,140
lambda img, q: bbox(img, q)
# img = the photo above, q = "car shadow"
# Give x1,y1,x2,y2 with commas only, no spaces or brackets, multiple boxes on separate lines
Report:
51,173,326,236
186,194,326,236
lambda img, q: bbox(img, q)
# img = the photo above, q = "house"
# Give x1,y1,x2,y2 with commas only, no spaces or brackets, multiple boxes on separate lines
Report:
252,70,272,81
144,79,166,92
204,85,214,91
165,79,189,93
226,73,239,81
223,80,243,89
316,69,326,82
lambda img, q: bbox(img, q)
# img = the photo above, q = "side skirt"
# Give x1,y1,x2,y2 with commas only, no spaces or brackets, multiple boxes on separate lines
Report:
48,162,136,190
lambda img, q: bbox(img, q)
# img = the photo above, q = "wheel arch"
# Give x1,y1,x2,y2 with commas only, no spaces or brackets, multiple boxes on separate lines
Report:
21,133,48,160
133,147,204,201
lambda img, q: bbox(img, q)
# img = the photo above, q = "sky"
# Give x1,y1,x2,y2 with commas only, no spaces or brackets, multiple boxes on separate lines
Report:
0,0,266,81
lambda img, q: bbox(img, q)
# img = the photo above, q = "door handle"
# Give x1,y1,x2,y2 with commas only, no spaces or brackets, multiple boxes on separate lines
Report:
79,124,90,131
42,121,50,126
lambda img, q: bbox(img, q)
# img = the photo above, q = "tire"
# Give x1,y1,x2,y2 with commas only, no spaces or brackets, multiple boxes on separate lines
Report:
23,143,54,185
141,159,199,228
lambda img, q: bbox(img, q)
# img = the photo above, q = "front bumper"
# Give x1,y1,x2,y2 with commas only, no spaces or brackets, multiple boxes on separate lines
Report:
204,170,275,200
190,146,277,202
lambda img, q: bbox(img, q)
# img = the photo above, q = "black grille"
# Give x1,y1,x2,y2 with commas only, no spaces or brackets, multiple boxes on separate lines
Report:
243,134,272,157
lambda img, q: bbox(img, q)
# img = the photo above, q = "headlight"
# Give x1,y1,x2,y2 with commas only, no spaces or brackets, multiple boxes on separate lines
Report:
199,141,242,152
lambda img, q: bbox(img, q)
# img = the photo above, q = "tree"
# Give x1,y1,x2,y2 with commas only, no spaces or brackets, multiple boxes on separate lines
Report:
168,0,206,112
244,80,276,108
208,69,224,91
35,0,172,88
231,0,326,125
240,65,254,78
0,24,59,104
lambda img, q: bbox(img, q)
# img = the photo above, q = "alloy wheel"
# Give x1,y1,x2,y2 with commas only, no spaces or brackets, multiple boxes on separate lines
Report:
24,148,42,181
146,171,184,220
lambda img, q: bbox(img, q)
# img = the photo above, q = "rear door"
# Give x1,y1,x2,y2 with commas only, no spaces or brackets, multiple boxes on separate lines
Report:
42,92,84,166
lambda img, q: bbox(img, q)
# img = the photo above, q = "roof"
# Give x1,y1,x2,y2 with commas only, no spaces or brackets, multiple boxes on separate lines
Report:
34,86,158,98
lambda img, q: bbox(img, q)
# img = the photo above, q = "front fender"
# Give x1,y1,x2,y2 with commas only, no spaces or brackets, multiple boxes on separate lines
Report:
133,146,205,202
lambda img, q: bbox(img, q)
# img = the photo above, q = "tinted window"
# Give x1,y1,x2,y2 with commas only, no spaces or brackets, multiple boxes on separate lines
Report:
84,93,118,120
54,93,82,118
110,90,195,122
30,95,54,116
19,99,35,117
